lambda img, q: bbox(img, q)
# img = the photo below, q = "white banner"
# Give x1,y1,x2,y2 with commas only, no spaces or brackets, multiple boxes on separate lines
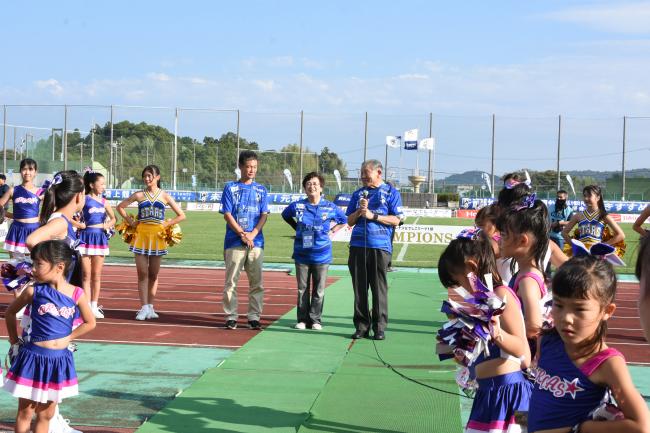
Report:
386,135,401,148
404,129,418,150
186,202,220,211
283,168,293,190
331,224,470,245
403,208,452,218
419,137,435,151
333,169,342,192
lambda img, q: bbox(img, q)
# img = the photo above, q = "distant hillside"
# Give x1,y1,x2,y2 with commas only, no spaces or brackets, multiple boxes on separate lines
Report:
442,169,650,185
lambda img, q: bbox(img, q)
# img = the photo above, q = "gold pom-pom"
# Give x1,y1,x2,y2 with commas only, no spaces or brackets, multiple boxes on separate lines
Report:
602,226,626,258
159,223,183,247
116,216,137,245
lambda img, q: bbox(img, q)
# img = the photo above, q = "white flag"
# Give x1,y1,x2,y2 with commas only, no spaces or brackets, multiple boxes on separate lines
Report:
283,168,293,190
419,137,435,151
385,136,400,148
404,129,418,150
234,168,241,179
566,174,576,196
333,169,342,192
481,172,492,195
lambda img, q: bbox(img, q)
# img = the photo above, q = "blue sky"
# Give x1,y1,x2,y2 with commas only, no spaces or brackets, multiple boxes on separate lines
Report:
2,1,650,180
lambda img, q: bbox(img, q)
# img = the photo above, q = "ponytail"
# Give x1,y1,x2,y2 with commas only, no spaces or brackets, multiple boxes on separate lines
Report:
31,239,82,287
40,171,84,225
438,231,502,289
583,185,607,218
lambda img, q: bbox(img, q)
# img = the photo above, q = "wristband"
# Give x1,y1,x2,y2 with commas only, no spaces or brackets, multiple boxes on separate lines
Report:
372,213,379,221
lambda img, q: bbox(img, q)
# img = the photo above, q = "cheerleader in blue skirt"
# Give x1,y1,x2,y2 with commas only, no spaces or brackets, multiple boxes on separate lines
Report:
3,239,96,433
76,171,116,319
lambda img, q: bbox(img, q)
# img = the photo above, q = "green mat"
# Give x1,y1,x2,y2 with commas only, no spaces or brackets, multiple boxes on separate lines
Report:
136,270,463,433
0,342,232,428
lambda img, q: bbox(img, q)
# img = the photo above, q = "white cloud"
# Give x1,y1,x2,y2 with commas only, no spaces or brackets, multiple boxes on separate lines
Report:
397,73,429,80
148,72,171,82
34,79,64,96
252,79,275,92
269,56,294,67
547,2,650,33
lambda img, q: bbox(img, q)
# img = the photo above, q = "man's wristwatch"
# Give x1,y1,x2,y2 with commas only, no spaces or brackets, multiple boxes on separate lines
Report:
372,213,379,221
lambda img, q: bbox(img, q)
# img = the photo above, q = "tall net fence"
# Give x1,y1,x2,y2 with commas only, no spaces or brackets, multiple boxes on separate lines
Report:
2,105,649,200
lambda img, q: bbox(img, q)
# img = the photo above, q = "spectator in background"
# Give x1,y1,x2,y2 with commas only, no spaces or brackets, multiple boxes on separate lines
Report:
0,174,9,211
548,189,573,250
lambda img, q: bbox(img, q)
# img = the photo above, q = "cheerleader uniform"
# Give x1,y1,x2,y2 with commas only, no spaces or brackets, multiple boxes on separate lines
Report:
129,189,167,256
4,185,41,254
510,271,548,358
577,209,605,249
528,332,624,432
3,283,84,403
466,285,531,433
77,195,110,256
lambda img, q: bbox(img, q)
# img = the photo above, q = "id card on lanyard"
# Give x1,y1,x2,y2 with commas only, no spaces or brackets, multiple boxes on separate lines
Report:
236,186,252,230
302,230,314,248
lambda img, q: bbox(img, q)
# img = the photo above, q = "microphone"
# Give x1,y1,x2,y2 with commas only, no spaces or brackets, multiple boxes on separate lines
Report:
361,190,369,219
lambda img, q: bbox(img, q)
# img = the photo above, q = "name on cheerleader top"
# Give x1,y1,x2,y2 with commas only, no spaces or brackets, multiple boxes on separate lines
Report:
15,196,39,204
580,224,603,238
88,207,106,214
38,302,76,319
531,367,584,399
141,207,163,219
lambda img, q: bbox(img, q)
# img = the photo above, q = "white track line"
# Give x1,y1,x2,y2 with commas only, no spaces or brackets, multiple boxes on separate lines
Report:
0,335,241,349
396,217,419,262
86,296,295,306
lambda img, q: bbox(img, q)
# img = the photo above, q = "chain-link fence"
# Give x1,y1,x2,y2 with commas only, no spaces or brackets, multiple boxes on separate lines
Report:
2,104,650,199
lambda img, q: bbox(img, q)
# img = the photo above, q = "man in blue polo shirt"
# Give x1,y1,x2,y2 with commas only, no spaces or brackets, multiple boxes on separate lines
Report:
282,172,347,330
549,189,573,250
220,150,269,330
346,159,404,340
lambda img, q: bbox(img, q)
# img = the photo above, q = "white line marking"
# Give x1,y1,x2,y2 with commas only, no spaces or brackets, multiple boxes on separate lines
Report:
0,335,241,349
89,297,295,306
396,217,419,262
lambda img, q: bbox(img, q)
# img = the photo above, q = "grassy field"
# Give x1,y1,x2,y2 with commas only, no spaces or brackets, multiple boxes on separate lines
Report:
107,211,643,274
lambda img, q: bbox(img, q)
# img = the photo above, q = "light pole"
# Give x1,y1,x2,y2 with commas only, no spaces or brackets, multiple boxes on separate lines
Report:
51,128,63,162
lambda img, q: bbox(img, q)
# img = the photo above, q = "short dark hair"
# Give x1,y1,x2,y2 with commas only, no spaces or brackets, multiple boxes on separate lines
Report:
238,150,258,166
557,190,568,195
0,174,6,181
302,172,324,189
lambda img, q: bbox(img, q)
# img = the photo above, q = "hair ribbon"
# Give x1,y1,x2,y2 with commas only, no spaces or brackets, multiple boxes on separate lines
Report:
512,193,537,211
456,227,482,240
570,240,626,266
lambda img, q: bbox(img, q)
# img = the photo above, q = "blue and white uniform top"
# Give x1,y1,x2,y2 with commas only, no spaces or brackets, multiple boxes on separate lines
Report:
12,185,40,219
220,181,269,250
528,332,624,431
345,182,404,254
29,283,83,343
577,209,605,244
137,189,165,224
281,197,347,265
48,213,78,250
82,195,106,226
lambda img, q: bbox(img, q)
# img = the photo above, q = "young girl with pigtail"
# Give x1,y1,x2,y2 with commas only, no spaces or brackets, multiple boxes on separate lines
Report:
438,229,531,433
76,170,116,319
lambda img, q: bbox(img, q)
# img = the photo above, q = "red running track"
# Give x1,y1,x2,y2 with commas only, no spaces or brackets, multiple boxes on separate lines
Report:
0,265,338,349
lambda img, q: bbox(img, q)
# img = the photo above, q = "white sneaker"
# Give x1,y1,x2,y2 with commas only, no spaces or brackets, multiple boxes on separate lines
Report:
135,305,149,321
294,322,306,330
311,323,322,330
49,412,83,433
92,305,105,319
147,305,159,319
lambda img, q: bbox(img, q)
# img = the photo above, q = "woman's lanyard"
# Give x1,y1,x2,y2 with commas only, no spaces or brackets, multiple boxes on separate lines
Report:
301,200,323,249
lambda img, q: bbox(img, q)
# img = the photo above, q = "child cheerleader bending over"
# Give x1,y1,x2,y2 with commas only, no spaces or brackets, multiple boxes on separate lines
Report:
117,165,185,321
3,240,96,433
528,256,649,432
439,230,531,433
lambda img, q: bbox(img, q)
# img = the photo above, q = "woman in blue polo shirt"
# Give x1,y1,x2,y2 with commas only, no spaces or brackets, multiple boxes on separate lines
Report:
282,172,347,330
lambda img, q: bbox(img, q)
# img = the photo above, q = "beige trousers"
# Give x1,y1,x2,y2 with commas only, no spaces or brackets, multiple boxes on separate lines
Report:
223,246,264,321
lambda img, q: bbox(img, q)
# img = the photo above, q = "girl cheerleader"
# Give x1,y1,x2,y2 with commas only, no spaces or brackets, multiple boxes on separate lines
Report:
562,185,625,255
116,165,185,321
632,204,650,237
76,171,116,319
528,256,649,432
438,230,531,433
3,239,96,433
475,203,514,285
0,158,42,257
496,194,550,349
636,235,650,343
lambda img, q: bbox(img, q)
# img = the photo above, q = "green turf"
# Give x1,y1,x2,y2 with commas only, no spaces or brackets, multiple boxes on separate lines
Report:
104,211,643,273
135,269,463,433
0,342,232,428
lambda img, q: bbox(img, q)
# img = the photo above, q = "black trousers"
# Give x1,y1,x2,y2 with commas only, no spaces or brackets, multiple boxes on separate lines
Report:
348,246,390,333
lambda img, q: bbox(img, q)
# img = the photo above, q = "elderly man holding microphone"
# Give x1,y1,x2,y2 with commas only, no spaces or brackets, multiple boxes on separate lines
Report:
346,160,404,340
